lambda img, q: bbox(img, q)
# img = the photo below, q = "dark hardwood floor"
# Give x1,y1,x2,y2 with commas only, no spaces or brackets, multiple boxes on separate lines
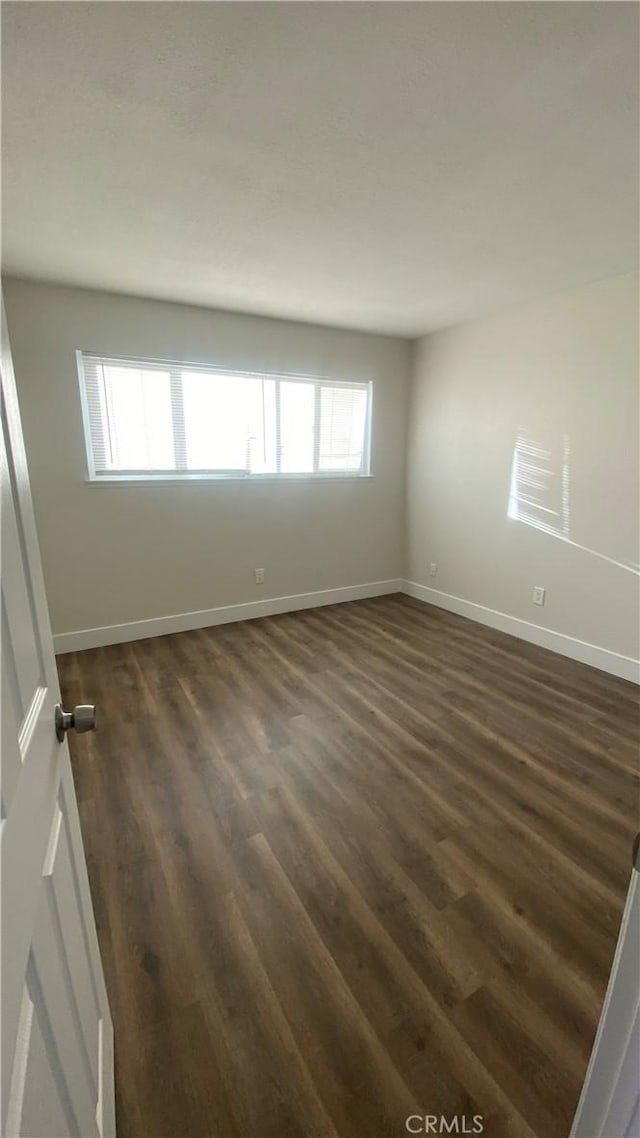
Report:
58,594,640,1138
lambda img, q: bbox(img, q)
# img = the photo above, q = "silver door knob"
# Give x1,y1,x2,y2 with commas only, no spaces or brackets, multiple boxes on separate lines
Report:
55,703,96,742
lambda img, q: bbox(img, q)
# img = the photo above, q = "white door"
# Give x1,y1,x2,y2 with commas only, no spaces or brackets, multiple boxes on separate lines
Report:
1,299,115,1137
571,843,640,1138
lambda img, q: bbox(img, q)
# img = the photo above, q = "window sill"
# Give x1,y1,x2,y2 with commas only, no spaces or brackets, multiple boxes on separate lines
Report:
84,474,375,486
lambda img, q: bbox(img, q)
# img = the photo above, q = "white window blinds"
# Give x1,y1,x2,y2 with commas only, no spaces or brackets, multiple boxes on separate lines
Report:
77,353,371,481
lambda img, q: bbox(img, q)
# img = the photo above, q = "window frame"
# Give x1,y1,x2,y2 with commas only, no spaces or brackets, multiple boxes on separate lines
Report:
76,351,374,484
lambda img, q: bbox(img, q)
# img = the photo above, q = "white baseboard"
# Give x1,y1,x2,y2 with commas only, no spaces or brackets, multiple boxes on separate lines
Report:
402,580,640,685
53,576,640,684
53,578,404,654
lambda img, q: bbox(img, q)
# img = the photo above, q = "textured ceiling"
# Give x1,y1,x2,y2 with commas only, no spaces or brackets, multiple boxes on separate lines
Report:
2,2,638,337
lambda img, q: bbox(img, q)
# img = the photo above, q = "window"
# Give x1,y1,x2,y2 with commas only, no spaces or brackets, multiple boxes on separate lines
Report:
77,353,372,481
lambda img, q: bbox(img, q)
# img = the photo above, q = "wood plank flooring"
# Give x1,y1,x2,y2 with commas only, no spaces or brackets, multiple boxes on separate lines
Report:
58,594,640,1138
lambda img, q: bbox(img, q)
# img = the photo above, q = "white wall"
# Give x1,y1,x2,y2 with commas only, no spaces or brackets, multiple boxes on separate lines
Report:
406,272,640,662
4,280,410,639
6,272,638,670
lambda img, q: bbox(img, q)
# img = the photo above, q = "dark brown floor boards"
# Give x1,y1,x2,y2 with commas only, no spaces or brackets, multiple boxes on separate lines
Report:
58,594,640,1138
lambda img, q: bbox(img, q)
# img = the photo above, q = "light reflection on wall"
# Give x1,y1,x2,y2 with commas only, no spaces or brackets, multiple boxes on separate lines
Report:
508,430,570,538
507,429,639,576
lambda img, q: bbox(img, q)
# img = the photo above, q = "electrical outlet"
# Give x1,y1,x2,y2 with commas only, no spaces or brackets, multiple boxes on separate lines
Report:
254,568,265,584
532,586,545,606
429,562,438,577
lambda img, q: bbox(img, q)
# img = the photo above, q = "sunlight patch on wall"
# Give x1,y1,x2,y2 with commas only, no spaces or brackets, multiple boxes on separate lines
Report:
507,429,639,576
508,430,570,539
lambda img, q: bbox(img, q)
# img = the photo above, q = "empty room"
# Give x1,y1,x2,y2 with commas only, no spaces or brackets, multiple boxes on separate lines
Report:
1,3,639,1138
